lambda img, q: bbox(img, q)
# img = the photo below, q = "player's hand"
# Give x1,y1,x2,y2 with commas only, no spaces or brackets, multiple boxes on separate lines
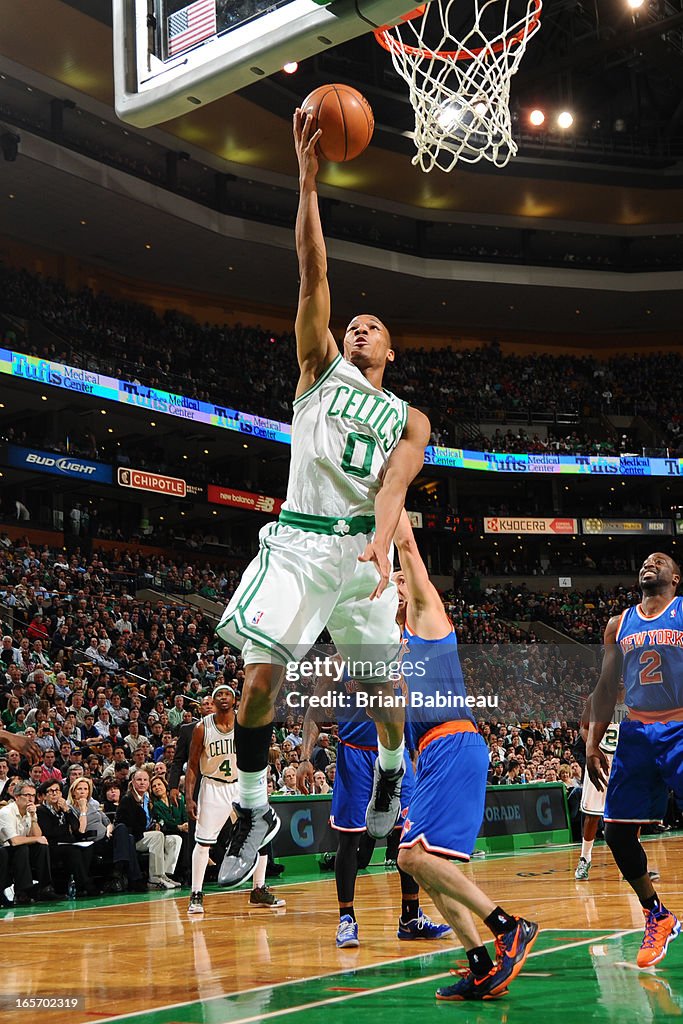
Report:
296,759,314,795
293,108,322,181
169,787,180,806
186,797,197,822
586,746,610,792
0,730,41,763
358,540,391,600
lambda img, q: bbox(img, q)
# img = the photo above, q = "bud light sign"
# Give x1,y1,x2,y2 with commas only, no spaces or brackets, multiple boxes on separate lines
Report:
8,445,113,484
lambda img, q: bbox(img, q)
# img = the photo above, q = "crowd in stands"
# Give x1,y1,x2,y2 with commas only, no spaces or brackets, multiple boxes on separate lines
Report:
2,267,683,451
477,582,638,645
459,428,638,457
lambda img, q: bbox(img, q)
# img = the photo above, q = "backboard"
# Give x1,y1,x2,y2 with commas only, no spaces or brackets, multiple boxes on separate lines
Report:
113,0,421,128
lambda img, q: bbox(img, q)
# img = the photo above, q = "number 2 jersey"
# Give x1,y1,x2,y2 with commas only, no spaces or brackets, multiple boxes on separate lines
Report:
284,353,408,519
616,596,683,722
599,702,629,754
199,714,237,783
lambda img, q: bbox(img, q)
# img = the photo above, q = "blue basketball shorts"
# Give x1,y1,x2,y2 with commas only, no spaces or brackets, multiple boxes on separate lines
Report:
605,718,683,823
330,743,414,832
399,731,488,860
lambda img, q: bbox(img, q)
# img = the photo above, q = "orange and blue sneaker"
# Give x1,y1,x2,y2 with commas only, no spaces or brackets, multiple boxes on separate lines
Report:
485,917,539,994
436,967,508,1001
398,908,453,940
637,906,680,968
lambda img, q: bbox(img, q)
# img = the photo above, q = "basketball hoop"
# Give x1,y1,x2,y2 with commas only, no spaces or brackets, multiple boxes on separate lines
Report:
374,0,542,172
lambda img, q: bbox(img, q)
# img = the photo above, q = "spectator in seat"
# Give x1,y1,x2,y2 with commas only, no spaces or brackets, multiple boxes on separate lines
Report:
311,733,332,773
313,770,330,794
67,775,115,872
116,769,181,890
102,781,122,815
36,780,97,896
39,749,63,784
150,775,190,884
0,780,60,904
279,766,298,795
5,749,25,779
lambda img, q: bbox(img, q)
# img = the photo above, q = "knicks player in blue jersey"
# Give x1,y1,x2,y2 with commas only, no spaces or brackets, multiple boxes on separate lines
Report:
393,512,538,1002
297,653,452,948
587,551,683,968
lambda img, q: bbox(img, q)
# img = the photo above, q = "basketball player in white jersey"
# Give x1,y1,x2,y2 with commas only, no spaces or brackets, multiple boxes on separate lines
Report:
185,683,285,914
575,684,629,880
215,110,431,887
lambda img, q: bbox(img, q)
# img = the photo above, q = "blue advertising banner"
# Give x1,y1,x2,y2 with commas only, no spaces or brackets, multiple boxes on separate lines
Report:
8,445,113,484
3,347,683,477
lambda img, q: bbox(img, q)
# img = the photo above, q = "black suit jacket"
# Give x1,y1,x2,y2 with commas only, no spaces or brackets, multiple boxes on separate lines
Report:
168,720,199,792
116,793,149,843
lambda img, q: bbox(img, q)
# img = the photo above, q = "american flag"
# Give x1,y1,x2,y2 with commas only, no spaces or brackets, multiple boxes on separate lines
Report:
167,0,217,57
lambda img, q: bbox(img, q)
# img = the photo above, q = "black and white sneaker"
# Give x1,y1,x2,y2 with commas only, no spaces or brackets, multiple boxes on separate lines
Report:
365,760,405,838
218,804,281,888
188,891,204,915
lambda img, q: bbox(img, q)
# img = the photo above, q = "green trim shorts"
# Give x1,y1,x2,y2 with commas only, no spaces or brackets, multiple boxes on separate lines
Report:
216,514,401,677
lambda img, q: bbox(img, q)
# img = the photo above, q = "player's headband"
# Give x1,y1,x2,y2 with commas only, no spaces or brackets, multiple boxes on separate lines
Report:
211,684,236,699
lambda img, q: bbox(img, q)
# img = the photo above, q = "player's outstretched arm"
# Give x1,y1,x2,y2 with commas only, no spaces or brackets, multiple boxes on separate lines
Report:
585,615,622,791
394,510,450,634
579,693,592,745
359,407,431,599
293,108,338,399
0,728,41,762
183,722,204,821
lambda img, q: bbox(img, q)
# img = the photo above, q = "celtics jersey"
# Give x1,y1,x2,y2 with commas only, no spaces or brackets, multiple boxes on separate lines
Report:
284,354,408,519
199,714,237,783
599,702,628,754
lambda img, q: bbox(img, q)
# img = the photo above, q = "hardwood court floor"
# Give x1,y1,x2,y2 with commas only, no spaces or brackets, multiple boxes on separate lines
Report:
2,836,683,1024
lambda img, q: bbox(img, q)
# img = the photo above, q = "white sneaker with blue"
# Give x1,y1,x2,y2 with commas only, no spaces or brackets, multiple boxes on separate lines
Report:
397,908,453,940
336,914,360,948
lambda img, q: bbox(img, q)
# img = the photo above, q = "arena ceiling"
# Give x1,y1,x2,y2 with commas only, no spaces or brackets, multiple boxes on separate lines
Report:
0,0,682,333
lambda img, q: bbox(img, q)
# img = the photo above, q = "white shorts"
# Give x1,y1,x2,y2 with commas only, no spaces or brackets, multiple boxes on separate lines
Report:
581,753,613,816
195,777,238,845
216,519,401,676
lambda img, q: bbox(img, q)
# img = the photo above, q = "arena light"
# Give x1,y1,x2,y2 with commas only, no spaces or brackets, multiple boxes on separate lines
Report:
529,108,545,127
282,61,298,74
557,110,574,129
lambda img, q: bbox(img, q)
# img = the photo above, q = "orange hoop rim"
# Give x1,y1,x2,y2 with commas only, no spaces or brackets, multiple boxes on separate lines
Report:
374,0,542,63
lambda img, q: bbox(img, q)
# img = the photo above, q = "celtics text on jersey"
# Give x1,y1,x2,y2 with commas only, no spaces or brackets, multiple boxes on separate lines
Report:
199,714,237,783
285,354,408,520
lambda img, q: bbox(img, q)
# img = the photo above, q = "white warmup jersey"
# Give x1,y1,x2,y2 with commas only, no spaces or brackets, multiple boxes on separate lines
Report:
195,714,238,846
581,702,629,815
284,354,408,518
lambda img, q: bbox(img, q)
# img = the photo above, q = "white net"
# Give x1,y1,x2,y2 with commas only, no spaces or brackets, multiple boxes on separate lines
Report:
375,0,542,172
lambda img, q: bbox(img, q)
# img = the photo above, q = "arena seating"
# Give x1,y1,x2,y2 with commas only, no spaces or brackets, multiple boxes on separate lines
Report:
2,266,681,451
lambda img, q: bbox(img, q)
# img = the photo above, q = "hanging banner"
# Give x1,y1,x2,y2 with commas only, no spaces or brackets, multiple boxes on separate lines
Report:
118,467,187,497
207,484,282,514
484,517,578,535
582,518,673,535
8,445,113,484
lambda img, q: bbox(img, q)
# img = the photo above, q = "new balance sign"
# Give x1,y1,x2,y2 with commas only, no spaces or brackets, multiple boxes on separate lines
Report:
118,467,186,497
207,485,282,514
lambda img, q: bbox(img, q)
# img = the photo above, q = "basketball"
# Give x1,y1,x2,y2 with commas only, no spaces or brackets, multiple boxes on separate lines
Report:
301,84,374,162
